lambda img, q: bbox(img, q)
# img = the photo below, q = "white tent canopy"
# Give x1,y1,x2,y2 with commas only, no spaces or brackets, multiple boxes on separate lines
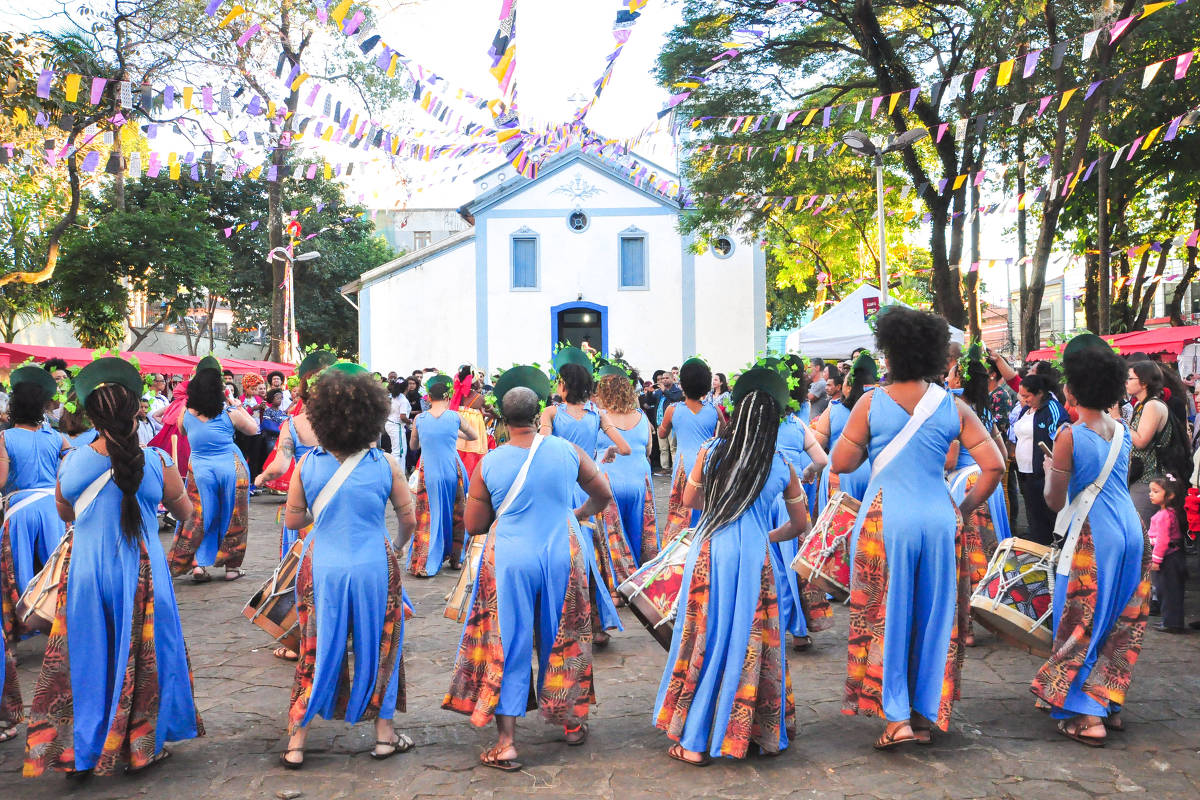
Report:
784,284,964,359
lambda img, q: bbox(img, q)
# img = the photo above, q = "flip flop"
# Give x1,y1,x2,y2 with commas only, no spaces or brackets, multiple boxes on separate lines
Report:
911,727,934,746
1056,719,1106,748
873,726,916,750
224,568,246,581
668,743,711,767
370,732,414,760
564,723,588,747
480,746,521,772
190,571,212,584
125,748,171,774
0,723,19,743
272,647,298,662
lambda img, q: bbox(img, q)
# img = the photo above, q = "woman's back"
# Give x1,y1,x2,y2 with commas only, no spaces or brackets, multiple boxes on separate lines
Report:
672,402,719,471
703,448,792,535
867,389,958,483
775,414,809,467
60,445,168,554
482,437,579,533
1069,424,1140,531
301,450,392,545
416,410,461,459
828,401,850,447
4,426,61,490
183,411,235,461
551,405,600,454
599,413,650,476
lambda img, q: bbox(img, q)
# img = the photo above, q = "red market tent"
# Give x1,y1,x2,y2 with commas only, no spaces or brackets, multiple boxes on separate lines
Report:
0,343,293,375
1024,325,1200,363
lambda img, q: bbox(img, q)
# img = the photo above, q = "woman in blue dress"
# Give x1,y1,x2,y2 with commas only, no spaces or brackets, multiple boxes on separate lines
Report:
167,360,260,582
768,362,828,651
655,367,810,765
281,364,416,769
24,358,201,776
946,343,1013,646
814,353,876,509
408,374,476,577
0,620,17,744
1033,336,1149,747
0,366,69,596
539,356,628,644
595,368,657,572
445,367,614,771
658,358,719,542
832,306,1004,749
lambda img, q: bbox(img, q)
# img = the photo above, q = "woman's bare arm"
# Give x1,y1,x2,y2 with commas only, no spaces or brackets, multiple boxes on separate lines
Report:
387,453,417,548
830,392,873,474
1129,400,1165,449
770,465,811,542
956,399,1004,515
283,453,312,530
682,448,707,511
1044,423,1075,512
573,445,613,520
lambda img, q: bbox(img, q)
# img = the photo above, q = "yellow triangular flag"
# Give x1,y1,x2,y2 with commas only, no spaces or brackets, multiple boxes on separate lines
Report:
887,92,900,114
64,73,81,102
218,5,246,28
802,108,818,126
1142,124,1163,150
329,0,352,26
183,86,193,110
323,163,332,180
1058,88,1077,111
953,174,967,190
169,161,180,180
1141,1,1172,19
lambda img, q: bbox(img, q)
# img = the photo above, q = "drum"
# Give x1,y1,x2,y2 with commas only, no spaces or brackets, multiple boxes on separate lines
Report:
444,533,486,623
969,536,1055,657
243,538,303,651
16,530,72,635
617,528,695,650
791,491,859,602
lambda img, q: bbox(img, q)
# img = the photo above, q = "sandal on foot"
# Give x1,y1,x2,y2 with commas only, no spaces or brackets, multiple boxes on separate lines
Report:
593,631,611,649
911,726,934,746
564,723,588,747
190,570,212,584
480,746,521,772
125,748,171,774
1105,714,1125,732
0,723,19,743
667,743,711,767
873,725,916,750
1057,719,1106,748
792,636,812,652
279,749,305,770
273,647,299,662
224,568,246,581
370,732,414,760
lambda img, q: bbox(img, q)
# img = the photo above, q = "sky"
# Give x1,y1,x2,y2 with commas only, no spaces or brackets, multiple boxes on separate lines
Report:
0,0,1045,303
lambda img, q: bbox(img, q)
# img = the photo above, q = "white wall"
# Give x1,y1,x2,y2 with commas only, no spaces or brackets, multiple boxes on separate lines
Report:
361,240,476,373
694,240,758,371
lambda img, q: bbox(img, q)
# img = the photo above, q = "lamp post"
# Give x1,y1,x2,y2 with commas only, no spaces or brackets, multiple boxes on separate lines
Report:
841,127,929,306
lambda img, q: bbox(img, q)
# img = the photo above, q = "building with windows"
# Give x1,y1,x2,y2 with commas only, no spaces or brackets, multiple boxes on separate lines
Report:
370,208,472,254
342,148,765,375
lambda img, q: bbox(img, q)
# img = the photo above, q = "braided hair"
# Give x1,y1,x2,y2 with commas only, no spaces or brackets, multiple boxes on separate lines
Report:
84,384,145,543
844,353,879,410
699,390,781,538
959,356,991,422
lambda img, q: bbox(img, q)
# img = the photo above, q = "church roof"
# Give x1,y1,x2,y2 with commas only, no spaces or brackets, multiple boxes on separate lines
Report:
340,227,476,294
458,148,682,220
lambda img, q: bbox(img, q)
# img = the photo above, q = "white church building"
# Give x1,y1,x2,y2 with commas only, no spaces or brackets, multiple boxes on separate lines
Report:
342,148,766,376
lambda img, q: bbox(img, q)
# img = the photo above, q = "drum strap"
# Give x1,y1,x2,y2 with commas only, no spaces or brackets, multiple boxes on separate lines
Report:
946,464,981,496
73,469,113,519
1053,428,1123,576
5,487,56,519
871,384,947,480
312,449,368,524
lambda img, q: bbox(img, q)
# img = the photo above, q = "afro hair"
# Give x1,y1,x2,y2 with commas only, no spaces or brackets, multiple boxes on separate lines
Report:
1063,347,1127,410
873,306,950,382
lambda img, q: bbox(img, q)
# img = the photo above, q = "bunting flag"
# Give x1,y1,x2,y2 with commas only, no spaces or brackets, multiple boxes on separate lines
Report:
573,1,650,122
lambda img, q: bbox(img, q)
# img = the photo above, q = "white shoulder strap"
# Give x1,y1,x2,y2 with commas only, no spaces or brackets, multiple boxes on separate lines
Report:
1054,426,1123,575
312,449,369,522
494,434,544,519
73,469,113,519
872,384,947,479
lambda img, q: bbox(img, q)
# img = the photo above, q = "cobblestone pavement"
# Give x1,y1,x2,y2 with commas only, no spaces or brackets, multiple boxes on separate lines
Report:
3,474,1200,799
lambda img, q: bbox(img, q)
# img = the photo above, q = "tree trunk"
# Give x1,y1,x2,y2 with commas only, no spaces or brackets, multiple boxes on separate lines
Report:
1167,196,1200,325
1133,243,1172,330
966,178,982,338
1096,98,1111,334
1084,247,1100,332
1016,137,1028,354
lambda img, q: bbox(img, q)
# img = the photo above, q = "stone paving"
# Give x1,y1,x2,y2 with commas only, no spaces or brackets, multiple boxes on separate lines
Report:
3,473,1200,799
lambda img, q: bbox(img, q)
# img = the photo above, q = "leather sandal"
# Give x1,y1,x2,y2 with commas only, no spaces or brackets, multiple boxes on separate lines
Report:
1057,718,1106,747
480,745,521,771
279,749,305,770
667,743,711,767
873,724,915,750
564,723,588,746
370,732,414,760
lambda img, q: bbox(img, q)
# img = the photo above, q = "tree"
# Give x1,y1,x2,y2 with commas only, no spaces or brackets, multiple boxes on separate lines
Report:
56,186,231,350
0,169,62,341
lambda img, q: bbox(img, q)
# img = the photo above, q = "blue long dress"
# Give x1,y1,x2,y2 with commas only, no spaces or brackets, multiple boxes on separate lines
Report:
549,406,621,631
0,618,16,728
67,430,99,450
279,418,318,558
24,445,202,776
443,436,596,727
769,416,813,639
170,410,249,571
410,409,466,576
655,450,795,758
947,410,1011,542
1032,423,1148,720
843,388,965,731
816,399,872,511
598,412,657,565
666,401,719,528
3,425,67,592
289,449,404,732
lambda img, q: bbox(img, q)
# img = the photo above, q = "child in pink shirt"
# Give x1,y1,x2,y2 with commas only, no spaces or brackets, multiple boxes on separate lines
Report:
1148,475,1187,632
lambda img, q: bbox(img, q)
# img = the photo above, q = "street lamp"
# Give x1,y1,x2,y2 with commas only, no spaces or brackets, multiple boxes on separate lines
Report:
842,127,928,306
265,247,322,363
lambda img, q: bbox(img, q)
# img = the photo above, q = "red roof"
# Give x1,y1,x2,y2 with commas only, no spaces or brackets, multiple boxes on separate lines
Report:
1025,325,1200,362
0,344,293,375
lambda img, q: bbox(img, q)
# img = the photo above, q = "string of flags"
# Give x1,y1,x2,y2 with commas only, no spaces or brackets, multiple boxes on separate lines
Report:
572,1,651,123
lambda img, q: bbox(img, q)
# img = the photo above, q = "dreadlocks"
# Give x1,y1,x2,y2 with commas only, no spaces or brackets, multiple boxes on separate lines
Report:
699,390,781,538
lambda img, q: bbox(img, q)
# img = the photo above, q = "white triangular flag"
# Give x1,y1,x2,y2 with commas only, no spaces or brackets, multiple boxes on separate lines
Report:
1012,102,1028,125
854,100,864,121
1082,30,1100,60
955,119,968,143
1110,144,1127,167
1142,60,1164,88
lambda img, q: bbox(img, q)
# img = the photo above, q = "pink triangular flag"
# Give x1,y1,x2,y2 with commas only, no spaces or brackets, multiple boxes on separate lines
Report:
1176,52,1194,80
1036,95,1053,116
1109,15,1135,43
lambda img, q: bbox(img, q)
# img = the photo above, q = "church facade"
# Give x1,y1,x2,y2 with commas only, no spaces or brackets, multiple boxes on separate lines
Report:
342,149,765,377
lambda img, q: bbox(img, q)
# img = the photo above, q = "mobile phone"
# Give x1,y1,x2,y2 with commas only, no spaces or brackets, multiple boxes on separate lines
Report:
1038,441,1053,458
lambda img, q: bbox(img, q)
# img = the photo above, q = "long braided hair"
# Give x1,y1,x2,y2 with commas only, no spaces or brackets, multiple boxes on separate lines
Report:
84,384,146,543
699,389,781,538
844,353,879,410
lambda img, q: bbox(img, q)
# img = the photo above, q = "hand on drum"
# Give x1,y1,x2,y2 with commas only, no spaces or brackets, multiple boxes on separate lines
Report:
801,464,818,484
